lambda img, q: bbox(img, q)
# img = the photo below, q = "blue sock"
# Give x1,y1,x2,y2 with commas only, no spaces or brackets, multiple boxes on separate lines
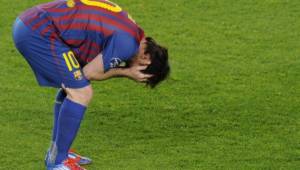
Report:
52,89,66,142
53,98,86,164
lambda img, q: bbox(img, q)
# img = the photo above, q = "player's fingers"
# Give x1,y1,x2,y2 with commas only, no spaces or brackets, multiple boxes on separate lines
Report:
138,72,152,79
137,74,153,82
138,78,149,82
140,60,151,65
137,65,148,71
143,74,153,78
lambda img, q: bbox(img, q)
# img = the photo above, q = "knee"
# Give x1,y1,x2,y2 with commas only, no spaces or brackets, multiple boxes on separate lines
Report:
64,85,93,106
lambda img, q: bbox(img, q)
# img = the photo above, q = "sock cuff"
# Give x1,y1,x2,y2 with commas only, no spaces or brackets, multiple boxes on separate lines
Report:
62,98,87,120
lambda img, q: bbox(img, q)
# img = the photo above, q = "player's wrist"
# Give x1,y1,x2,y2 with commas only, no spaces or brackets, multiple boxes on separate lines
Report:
118,68,131,78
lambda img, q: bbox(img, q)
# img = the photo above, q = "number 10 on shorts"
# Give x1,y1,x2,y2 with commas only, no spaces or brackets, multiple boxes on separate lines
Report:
63,51,80,72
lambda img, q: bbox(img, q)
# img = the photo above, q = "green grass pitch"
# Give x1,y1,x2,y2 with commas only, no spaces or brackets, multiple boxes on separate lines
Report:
1,0,300,169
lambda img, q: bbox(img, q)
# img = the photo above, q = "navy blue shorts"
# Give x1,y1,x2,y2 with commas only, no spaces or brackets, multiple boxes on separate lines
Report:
13,18,90,89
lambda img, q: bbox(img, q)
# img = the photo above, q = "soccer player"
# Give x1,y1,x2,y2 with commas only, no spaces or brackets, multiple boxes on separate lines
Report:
12,0,170,169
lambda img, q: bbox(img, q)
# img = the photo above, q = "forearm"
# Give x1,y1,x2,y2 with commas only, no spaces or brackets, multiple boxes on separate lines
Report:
82,53,129,81
85,67,129,81
82,53,150,82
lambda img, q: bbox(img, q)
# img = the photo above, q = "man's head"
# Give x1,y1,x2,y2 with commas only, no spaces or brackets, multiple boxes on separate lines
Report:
132,37,170,88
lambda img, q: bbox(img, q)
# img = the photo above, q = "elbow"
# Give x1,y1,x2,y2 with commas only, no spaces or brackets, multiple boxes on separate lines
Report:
82,65,105,81
83,67,93,80
85,70,105,81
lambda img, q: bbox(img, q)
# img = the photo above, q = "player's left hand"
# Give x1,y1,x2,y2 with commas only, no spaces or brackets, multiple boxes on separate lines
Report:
127,65,153,82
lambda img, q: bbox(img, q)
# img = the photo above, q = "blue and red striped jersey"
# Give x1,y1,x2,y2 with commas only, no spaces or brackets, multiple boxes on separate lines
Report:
19,0,145,71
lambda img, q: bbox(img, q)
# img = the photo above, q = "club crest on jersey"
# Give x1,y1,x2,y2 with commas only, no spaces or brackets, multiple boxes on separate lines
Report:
110,58,122,68
73,70,83,80
66,0,75,8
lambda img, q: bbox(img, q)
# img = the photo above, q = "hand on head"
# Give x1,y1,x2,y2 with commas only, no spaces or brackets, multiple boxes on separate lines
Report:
128,64,153,82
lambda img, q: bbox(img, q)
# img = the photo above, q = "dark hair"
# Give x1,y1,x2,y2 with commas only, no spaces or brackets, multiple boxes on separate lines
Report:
143,37,170,88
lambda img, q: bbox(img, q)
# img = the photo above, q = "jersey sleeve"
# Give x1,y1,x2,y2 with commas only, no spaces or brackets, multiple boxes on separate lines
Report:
102,32,139,72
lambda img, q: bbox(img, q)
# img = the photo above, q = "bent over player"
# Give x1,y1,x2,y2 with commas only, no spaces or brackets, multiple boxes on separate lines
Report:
13,0,170,169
